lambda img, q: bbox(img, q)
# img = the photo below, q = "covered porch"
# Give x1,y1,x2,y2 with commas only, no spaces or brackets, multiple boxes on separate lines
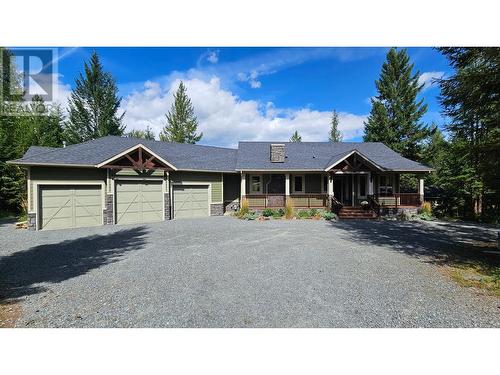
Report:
239,150,425,210
241,173,329,209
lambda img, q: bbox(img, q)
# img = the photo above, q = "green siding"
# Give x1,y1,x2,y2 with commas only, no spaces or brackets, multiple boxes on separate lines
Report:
170,171,222,203
31,166,106,181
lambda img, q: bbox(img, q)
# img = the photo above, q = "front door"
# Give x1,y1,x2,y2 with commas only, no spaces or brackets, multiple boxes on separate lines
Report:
333,176,353,205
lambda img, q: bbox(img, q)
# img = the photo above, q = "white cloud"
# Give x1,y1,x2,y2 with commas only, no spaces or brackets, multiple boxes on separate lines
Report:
121,76,367,147
206,50,219,64
418,71,444,90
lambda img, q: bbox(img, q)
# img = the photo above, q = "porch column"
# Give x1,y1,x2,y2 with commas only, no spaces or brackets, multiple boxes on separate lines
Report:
328,174,333,196
285,173,290,196
240,173,246,201
352,174,355,207
367,172,373,195
418,177,424,205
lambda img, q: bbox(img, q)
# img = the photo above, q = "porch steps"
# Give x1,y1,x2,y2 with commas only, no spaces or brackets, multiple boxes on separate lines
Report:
338,206,378,220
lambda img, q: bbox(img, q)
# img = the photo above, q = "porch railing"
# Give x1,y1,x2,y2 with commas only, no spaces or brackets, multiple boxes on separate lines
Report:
371,193,422,207
243,194,328,209
289,194,328,208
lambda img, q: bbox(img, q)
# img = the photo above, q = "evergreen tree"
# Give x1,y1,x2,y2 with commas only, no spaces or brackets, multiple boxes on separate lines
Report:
0,47,25,212
437,47,500,218
290,130,302,142
328,110,342,142
65,51,124,144
127,125,155,140
16,95,64,153
159,81,202,143
363,48,431,160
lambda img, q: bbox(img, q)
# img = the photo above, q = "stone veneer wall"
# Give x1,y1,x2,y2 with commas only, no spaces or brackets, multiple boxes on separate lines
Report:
103,194,114,225
210,203,224,216
164,192,171,220
27,212,36,230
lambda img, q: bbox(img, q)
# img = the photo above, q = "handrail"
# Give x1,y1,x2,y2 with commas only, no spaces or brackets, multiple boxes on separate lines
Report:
367,194,380,212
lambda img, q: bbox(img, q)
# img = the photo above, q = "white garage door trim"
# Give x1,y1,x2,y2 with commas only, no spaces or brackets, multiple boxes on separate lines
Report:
171,183,211,219
34,181,106,230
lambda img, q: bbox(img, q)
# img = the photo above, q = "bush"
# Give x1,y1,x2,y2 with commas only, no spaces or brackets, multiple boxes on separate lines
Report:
420,201,432,216
308,208,319,217
285,199,295,219
262,208,274,217
297,210,311,219
237,198,249,218
243,212,258,220
272,208,284,218
322,211,338,221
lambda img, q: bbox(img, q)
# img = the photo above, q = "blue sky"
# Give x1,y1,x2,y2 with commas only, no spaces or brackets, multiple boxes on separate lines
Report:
52,47,451,148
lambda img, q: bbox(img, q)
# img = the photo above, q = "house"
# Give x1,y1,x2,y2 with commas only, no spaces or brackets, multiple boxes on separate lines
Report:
8,136,432,230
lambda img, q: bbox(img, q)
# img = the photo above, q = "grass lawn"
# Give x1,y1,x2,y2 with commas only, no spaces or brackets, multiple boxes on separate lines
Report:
445,263,500,297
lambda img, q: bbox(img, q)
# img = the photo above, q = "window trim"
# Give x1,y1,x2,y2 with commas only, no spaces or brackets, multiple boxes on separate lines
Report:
291,174,305,194
249,174,263,194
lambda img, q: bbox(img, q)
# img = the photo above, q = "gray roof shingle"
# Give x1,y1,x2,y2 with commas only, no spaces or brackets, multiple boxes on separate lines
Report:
11,136,238,172
235,142,432,172
10,136,432,173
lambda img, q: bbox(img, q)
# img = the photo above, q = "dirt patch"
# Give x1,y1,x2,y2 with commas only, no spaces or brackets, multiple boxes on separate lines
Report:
0,301,22,328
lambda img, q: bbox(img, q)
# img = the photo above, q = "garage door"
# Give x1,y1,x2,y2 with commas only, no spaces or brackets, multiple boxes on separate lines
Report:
173,185,209,219
116,180,164,225
40,185,102,230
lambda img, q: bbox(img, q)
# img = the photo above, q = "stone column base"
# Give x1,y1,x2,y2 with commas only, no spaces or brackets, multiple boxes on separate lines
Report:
103,194,114,225
210,203,224,216
27,212,36,230
164,192,171,220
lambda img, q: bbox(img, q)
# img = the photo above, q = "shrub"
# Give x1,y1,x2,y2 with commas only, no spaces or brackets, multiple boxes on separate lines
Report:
285,199,295,219
243,212,257,220
297,210,311,219
262,208,274,217
420,201,432,216
272,208,284,218
308,208,319,217
237,198,249,218
322,211,338,221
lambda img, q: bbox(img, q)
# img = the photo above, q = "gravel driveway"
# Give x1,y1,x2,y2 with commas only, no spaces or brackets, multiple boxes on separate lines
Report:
1,217,499,327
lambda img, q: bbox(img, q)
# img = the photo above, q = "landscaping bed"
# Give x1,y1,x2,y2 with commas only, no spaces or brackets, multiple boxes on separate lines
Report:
234,199,337,221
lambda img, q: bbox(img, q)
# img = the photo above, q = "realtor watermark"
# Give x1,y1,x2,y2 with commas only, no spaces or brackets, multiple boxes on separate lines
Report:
0,48,58,116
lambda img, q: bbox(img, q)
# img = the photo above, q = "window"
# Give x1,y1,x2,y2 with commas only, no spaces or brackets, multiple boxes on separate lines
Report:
292,175,305,193
379,175,393,196
359,175,367,197
323,175,328,193
250,175,262,194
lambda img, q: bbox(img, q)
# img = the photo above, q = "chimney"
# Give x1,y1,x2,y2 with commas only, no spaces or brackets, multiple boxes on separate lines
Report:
270,144,285,163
